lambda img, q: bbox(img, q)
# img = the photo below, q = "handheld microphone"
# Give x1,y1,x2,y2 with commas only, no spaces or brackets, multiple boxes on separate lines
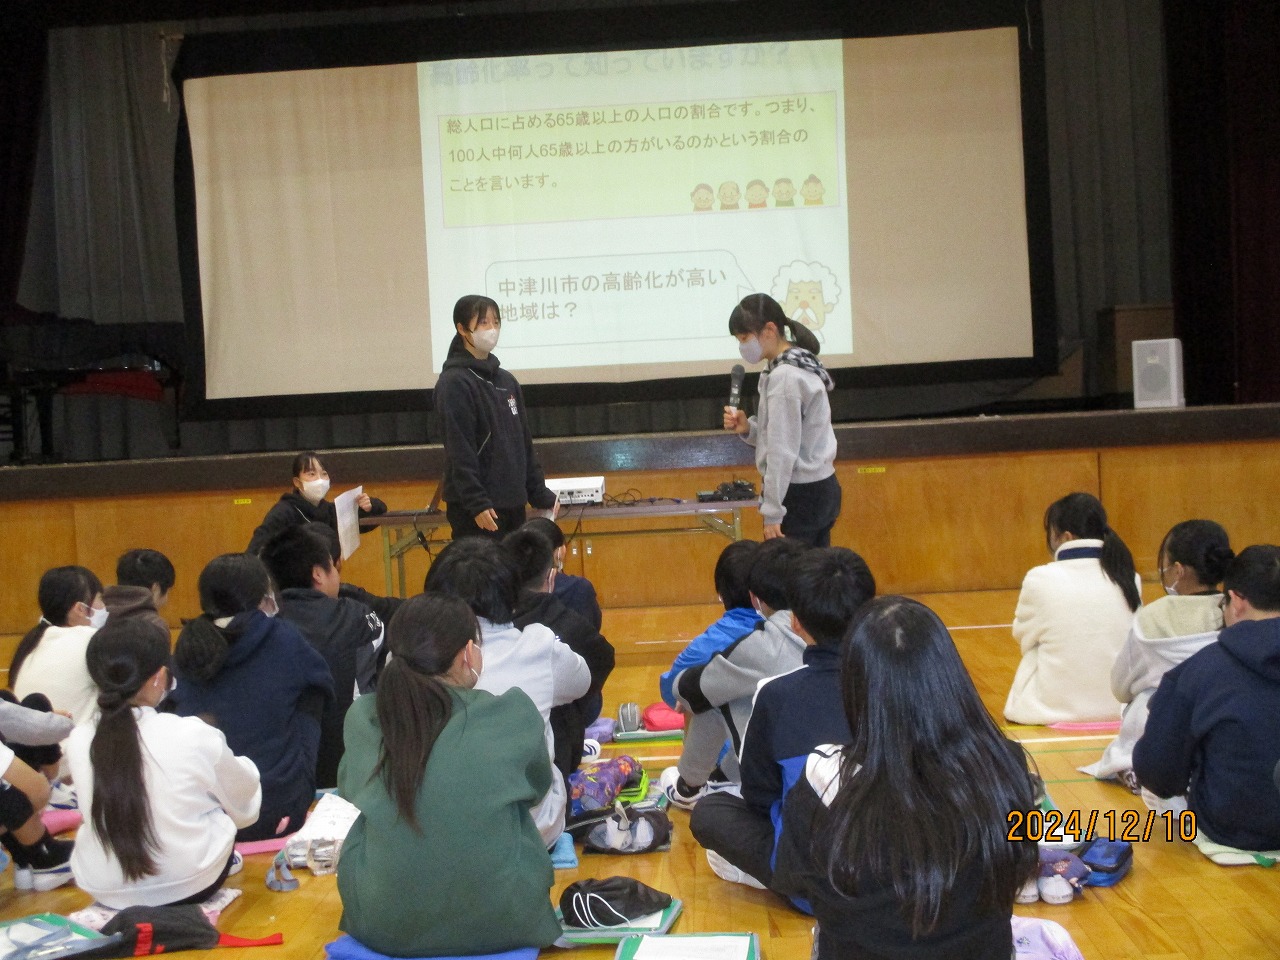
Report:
728,364,746,411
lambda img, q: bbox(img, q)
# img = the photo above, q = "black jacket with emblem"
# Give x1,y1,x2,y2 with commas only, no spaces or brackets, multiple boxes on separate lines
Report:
435,335,556,515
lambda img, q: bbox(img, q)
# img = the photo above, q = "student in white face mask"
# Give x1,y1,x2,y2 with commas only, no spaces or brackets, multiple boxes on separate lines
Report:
12,565,109,727
723,293,841,547
246,451,388,555
435,295,559,541
1085,519,1234,786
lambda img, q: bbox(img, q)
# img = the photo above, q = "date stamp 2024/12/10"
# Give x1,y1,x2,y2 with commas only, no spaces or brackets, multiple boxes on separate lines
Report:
1007,808,1198,843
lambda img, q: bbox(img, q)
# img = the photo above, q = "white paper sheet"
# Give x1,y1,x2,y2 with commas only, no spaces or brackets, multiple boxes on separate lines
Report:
334,485,363,560
632,934,754,960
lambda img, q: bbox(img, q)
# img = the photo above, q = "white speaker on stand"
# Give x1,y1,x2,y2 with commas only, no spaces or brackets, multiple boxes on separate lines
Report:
1132,338,1185,409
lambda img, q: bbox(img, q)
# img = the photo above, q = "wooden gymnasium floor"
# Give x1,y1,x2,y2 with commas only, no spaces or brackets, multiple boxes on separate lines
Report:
2,590,1279,959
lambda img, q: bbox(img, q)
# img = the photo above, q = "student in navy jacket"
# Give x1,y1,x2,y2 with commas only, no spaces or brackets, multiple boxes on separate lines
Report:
506,527,614,777
169,554,333,842
1135,544,1280,850
522,518,603,631
435,296,557,540
690,547,875,889
260,526,384,790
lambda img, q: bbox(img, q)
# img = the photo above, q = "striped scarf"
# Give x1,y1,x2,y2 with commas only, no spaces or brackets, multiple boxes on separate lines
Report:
767,347,834,392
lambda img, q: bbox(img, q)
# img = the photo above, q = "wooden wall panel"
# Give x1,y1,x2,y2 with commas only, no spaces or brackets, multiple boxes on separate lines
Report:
831,451,1101,594
3,440,1279,630
71,488,280,626
0,501,78,636
1100,441,1280,580
578,467,764,608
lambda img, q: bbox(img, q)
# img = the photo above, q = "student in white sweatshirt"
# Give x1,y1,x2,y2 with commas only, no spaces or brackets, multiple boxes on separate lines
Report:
723,293,840,547
11,566,107,726
1085,520,1233,783
424,537,588,846
1004,493,1142,725
66,617,261,909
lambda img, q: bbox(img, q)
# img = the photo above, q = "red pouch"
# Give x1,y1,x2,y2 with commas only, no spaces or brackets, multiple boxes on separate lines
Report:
641,702,684,732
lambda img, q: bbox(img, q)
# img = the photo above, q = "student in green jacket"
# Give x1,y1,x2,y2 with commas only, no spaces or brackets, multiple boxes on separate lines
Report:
336,592,560,957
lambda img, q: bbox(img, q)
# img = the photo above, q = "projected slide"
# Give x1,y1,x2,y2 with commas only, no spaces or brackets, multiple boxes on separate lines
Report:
183,27,1033,401
421,40,851,373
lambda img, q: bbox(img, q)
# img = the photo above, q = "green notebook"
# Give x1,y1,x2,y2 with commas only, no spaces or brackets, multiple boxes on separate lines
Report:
612,932,760,960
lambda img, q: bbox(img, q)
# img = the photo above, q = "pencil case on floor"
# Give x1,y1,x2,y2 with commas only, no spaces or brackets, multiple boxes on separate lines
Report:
1079,837,1132,886
617,703,641,733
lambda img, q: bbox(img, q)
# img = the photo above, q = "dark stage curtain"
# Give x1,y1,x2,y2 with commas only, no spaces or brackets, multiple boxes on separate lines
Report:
0,25,47,317
1227,0,1280,403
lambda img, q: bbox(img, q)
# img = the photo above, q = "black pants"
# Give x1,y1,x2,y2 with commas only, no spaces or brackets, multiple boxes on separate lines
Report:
689,792,776,886
781,474,842,547
446,502,527,541
165,850,236,907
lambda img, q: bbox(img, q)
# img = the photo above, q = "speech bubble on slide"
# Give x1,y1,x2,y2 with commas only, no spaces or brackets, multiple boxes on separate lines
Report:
483,250,756,350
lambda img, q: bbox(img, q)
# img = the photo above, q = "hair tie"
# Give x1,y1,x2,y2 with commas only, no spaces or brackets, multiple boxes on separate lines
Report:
38,616,50,626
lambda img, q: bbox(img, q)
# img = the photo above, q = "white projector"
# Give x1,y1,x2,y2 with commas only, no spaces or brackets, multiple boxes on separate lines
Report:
545,476,606,505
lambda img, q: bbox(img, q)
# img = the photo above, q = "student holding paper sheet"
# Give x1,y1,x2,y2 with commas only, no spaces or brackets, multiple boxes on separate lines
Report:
246,451,387,555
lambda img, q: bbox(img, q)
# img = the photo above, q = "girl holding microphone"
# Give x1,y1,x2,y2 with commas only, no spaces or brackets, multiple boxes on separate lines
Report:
723,293,841,546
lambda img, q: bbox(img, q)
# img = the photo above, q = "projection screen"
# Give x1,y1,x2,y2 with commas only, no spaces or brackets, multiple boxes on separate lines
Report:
175,9,1053,413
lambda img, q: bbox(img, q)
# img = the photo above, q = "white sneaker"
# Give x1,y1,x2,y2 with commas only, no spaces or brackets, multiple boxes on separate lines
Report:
13,861,74,892
228,850,244,876
659,767,740,811
1015,876,1040,904
659,767,702,811
46,781,77,811
705,849,766,889
1037,875,1074,905
582,739,602,762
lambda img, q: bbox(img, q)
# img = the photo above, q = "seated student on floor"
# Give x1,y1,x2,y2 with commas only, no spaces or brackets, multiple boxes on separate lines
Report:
505,527,615,776
1004,492,1141,725
337,593,560,957
424,537,589,847
106,548,175,617
773,597,1038,959
12,566,107,727
259,525,385,788
691,546,875,890
522,517,602,631
658,539,761,709
1134,544,1280,852
102,549,174,643
247,451,388,555
68,616,261,909
0,732,74,891
169,553,333,842
662,538,809,808
304,523,405,626
1087,520,1233,786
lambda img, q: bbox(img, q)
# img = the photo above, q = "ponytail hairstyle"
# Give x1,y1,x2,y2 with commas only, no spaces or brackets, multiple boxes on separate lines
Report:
1160,519,1234,589
11,566,104,683
728,293,821,355
1044,493,1140,612
174,554,271,683
823,597,1037,936
374,593,479,829
85,617,171,881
